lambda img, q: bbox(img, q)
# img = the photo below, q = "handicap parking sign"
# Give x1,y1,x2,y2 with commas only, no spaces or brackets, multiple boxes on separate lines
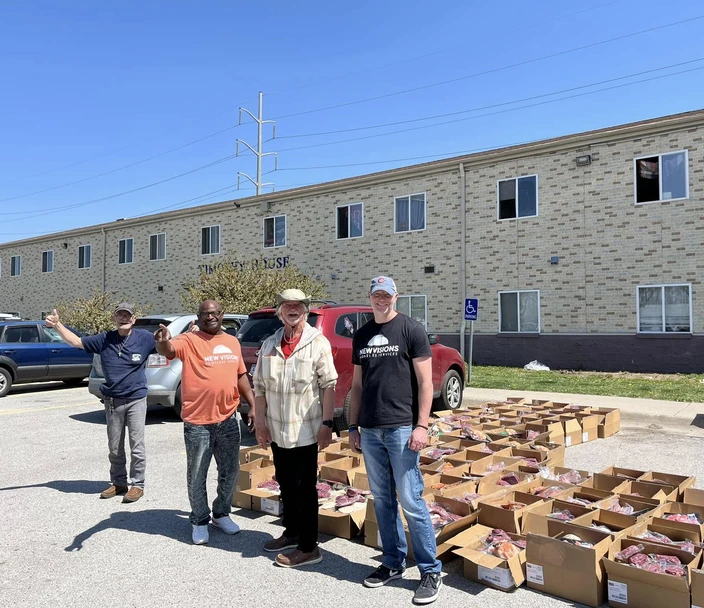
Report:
464,298,478,321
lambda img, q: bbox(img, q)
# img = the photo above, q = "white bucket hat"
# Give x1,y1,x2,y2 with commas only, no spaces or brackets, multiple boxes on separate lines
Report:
277,288,311,307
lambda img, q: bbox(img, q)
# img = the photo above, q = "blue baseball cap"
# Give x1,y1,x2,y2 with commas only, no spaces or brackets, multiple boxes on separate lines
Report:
369,276,397,296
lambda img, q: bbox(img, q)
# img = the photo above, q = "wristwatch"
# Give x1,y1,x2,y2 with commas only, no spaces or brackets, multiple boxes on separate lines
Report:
322,419,334,429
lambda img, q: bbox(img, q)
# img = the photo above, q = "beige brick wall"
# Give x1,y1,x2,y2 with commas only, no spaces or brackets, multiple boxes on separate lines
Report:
1,116,702,336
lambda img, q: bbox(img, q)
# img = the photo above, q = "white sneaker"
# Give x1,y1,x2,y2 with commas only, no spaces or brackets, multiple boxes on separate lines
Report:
211,515,241,535
192,524,209,545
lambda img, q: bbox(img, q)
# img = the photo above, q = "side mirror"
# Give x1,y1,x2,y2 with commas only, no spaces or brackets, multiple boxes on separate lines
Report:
428,333,439,345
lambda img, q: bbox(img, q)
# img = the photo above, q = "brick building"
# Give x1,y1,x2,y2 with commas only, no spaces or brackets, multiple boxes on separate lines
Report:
1,109,702,372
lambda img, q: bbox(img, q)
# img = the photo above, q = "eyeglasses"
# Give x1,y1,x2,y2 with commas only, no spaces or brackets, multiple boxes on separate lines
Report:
198,310,223,319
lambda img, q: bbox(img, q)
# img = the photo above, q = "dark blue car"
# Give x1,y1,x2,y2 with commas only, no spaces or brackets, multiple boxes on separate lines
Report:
0,321,93,397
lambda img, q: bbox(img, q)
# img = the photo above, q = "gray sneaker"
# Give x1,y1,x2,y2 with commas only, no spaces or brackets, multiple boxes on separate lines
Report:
413,572,442,604
363,564,405,588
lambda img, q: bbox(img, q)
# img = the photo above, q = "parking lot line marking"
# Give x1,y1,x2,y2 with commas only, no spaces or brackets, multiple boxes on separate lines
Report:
0,401,98,415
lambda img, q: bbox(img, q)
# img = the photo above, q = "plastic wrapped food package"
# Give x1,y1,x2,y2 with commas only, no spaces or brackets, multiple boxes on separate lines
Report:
591,524,616,534
615,543,645,563
500,501,527,511
427,502,463,530
316,482,332,499
548,509,576,521
257,478,280,493
566,496,593,507
664,513,704,524
425,447,457,460
463,426,490,442
560,533,594,548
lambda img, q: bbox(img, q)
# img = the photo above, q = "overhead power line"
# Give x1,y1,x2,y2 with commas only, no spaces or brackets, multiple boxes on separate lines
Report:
271,14,704,121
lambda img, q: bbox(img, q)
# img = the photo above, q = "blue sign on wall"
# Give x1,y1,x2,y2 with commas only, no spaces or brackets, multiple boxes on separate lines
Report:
464,298,478,321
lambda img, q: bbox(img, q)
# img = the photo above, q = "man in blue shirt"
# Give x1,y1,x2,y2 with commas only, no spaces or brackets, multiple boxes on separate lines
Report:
46,303,156,503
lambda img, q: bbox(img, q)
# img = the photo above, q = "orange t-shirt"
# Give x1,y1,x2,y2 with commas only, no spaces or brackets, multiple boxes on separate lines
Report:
170,331,246,424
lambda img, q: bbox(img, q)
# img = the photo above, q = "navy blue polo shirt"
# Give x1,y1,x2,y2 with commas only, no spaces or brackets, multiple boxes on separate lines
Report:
82,329,156,399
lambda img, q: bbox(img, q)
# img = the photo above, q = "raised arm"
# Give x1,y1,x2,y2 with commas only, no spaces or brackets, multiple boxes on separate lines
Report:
153,324,176,358
44,309,84,349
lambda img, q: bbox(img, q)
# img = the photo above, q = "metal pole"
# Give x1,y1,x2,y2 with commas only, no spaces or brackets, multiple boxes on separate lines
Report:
468,320,474,384
256,91,263,195
458,163,467,362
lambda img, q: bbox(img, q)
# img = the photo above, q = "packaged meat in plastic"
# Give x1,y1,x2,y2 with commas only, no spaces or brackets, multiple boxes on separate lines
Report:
522,458,539,467
486,528,512,544
316,482,332,499
664,513,704,524
636,530,673,544
649,554,682,566
674,540,697,554
531,485,565,499
512,539,527,549
500,473,521,486
548,509,575,521
486,462,506,473
490,541,520,560
425,447,457,460
527,430,540,440
464,426,490,442
560,534,593,548
456,492,482,504
591,524,615,534
615,543,645,563
566,496,593,507
500,501,527,511
628,553,650,568
642,562,666,574
665,565,687,577
558,469,587,484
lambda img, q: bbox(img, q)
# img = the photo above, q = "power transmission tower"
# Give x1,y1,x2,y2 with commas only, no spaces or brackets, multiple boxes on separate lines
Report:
236,91,277,195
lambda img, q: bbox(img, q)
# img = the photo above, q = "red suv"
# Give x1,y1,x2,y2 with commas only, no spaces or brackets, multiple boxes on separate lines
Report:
236,303,465,430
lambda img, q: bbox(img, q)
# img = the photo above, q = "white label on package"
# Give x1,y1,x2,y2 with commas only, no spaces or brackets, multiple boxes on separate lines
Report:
526,563,544,585
261,498,281,515
565,436,572,447
477,565,514,589
607,580,628,604
582,431,589,442
377,530,382,547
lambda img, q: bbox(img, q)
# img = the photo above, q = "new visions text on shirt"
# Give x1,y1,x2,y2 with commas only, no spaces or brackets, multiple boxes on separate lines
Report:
358,345,400,358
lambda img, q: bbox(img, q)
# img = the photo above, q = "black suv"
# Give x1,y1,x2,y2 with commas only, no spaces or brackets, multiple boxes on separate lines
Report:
0,321,93,397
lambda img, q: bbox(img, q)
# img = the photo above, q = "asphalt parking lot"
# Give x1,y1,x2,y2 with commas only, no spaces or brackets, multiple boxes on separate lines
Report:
1,383,703,608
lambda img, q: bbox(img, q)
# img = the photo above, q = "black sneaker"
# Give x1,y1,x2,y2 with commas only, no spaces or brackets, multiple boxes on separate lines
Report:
413,572,442,604
363,564,405,588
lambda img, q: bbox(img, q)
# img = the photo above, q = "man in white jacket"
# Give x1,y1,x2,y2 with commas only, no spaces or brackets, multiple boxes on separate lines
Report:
253,289,337,568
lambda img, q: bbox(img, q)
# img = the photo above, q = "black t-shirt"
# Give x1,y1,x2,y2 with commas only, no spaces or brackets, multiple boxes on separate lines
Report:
352,313,432,428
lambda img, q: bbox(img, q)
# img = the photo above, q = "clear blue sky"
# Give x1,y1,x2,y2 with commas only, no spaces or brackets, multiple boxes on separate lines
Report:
1,0,702,243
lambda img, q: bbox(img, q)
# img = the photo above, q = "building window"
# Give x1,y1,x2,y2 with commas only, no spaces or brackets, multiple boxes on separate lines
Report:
498,175,538,220
201,225,221,255
395,193,426,233
337,203,364,239
149,233,166,261
11,255,21,277
264,215,286,248
395,295,427,328
42,250,54,273
499,290,540,332
635,150,688,204
637,284,691,333
118,238,133,264
78,245,92,269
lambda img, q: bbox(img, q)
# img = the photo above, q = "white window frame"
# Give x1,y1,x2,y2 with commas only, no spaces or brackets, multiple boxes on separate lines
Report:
201,225,221,255
336,202,364,240
118,238,134,265
78,244,92,269
636,283,692,334
42,250,54,273
10,255,21,277
633,150,689,205
149,232,166,261
395,294,428,329
498,289,541,333
263,215,287,249
496,174,539,221
394,192,427,234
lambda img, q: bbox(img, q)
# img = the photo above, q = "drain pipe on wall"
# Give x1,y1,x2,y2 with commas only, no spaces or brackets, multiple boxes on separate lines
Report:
458,162,467,363
101,227,106,292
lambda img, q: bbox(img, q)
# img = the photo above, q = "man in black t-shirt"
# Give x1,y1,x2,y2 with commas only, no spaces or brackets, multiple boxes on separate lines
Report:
350,276,442,605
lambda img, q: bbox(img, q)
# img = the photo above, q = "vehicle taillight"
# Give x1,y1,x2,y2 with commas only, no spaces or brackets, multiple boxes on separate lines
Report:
147,354,169,368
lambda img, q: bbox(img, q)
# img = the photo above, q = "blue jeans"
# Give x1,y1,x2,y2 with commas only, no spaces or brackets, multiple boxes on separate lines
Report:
183,413,241,526
361,425,441,575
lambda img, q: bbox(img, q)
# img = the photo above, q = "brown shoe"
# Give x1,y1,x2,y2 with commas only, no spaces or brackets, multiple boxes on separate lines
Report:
100,485,128,499
264,534,299,553
123,487,144,503
275,547,323,568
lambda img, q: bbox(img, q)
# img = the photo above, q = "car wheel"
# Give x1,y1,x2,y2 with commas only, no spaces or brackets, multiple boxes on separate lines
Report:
439,370,463,410
0,367,12,398
63,378,85,387
172,384,182,419
334,391,351,433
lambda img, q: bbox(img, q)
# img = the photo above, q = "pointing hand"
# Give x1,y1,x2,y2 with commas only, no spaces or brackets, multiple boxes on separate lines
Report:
154,324,172,343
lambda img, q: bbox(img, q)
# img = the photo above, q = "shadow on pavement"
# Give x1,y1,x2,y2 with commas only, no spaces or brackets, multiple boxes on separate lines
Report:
9,380,88,396
0,479,107,495
691,414,704,429
70,405,183,426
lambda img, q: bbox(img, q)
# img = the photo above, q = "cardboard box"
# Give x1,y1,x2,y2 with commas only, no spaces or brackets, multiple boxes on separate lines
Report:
240,446,272,464
572,508,638,539
690,567,704,608
525,519,613,607
562,486,615,508
319,456,364,486
596,496,666,522
603,538,700,608
580,473,630,495
470,454,524,477
451,524,527,591
478,491,552,533
638,471,696,499
617,480,678,504
600,466,647,481
627,518,701,549
364,518,381,549
684,487,704,506
318,503,366,539
243,488,283,515
652,502,704,540
231,490,252,510
551,415,583,447
574,412,600,443
525,420,565,445
591,407,621,438
236,458,276,491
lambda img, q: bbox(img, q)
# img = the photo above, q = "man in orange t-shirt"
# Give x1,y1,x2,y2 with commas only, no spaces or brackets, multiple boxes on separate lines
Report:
155,299,255,546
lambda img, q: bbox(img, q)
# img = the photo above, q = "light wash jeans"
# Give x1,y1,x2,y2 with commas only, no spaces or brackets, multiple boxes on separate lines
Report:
361,425,442,574
104,397,147,488
183,413,241,526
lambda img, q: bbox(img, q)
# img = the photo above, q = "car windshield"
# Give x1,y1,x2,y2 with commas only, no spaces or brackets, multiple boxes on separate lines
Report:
237,314,318,347
133,318,174,334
